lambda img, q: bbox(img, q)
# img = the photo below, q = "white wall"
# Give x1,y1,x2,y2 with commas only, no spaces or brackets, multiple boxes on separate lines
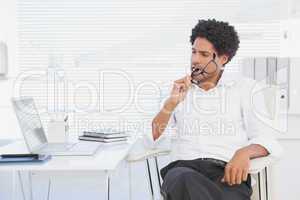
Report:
0,0,21,140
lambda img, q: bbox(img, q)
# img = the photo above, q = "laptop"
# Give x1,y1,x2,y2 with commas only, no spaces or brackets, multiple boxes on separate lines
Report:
11,97,101,156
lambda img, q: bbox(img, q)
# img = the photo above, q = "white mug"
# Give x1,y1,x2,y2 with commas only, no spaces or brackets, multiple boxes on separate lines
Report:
47,120,68,143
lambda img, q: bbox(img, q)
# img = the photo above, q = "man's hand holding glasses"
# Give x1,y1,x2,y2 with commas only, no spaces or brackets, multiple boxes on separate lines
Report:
169,75,192,107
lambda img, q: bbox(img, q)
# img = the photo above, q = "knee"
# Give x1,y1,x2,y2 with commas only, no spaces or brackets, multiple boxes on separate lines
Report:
164,167,199,183
162,167,198,197
162,167,215,199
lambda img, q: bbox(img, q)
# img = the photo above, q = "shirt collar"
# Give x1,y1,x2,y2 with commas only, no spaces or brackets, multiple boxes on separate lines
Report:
217,68,240,87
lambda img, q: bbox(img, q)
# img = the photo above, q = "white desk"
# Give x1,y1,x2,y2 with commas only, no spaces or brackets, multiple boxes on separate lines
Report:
0,138,137,200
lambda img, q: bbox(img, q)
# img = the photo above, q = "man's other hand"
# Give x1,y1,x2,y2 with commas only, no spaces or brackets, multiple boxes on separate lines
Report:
221,149,250,186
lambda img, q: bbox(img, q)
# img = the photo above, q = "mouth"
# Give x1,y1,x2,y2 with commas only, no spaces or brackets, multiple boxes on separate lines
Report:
191,67,205,84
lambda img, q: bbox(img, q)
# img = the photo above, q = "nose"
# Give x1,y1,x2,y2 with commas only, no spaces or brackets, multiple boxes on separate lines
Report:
191,53,207,68
191,53,200,67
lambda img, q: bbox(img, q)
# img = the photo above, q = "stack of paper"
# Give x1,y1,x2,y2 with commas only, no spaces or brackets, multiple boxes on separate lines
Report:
79,129,129,143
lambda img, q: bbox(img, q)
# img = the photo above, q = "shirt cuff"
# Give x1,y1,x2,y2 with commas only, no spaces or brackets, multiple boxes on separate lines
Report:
247,136,284,160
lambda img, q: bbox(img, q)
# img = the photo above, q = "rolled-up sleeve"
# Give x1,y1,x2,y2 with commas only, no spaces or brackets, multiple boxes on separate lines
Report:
150,89,178,148
241,79,284,160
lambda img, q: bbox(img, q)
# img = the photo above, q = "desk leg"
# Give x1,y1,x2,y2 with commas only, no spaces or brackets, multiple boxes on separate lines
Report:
17,171,34,200
46,178,52,200
106,172,111,200
128,163,133,200
17,171,27,200
12,171,17,200
28,171,33,200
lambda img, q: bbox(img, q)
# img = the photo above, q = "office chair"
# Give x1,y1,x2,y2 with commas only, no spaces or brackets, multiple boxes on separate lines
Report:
127,146,274,200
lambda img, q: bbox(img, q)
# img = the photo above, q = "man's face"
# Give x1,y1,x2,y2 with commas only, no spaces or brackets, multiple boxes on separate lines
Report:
191,37,227,84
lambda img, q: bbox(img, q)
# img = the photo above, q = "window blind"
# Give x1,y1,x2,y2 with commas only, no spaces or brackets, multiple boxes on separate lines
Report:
17,0,281,135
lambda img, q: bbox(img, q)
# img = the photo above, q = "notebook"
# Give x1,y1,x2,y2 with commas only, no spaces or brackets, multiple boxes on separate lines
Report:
0,154,51,163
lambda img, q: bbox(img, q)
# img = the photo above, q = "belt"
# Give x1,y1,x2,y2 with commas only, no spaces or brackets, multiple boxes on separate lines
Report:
197,158,227,167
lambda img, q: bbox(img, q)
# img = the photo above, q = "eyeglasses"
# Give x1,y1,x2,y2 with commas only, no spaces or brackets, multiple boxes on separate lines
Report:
191,53,218,85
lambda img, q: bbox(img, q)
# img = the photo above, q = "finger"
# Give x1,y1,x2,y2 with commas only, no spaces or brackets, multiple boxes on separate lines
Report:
174,77,186,84
230,167,237,185
175,76,191,87
242,169,248,181
174,83,187,92
236,169,243,185
173,83,180,92
184,76,192,87
174,82,185,88
224,165,231,184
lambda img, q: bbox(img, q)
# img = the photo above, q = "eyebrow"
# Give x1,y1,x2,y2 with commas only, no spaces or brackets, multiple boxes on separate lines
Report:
191,48,211,54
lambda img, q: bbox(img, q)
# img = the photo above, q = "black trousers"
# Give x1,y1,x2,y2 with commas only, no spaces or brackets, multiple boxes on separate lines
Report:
160,158,252,200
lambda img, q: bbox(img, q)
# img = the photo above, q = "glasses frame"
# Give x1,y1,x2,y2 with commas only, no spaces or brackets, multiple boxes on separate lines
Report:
191,53,218,85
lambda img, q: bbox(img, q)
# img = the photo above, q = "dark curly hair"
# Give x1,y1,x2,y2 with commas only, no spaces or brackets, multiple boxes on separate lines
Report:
190,19,240,65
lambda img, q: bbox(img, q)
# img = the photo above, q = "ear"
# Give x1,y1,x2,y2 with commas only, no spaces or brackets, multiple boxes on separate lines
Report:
219,54,229,66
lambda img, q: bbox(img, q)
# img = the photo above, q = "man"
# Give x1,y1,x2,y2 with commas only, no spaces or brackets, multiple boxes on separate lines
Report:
152,19,283,200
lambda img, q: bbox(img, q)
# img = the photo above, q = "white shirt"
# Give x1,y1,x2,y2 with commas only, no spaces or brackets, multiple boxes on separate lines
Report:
156,70,283,162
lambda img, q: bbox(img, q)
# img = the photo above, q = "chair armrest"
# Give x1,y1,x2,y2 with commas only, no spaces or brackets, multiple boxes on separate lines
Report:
126,148,171,162
127,151,274,171
249,156,273,174
126,135,171,162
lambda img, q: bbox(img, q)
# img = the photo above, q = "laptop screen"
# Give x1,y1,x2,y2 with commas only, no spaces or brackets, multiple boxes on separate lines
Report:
12,98,47,152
